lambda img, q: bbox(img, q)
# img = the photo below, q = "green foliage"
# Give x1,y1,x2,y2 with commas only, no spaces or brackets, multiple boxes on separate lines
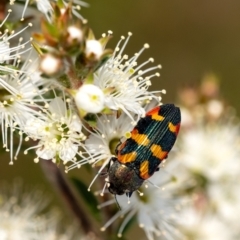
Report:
71,177,101,222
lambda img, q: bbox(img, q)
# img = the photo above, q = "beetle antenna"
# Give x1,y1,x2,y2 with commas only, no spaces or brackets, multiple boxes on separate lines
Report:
114,195,121,210
100,171,108,176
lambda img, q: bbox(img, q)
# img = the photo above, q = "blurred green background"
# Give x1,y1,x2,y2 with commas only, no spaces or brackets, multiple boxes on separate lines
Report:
1,0,240,238
82,0,240,108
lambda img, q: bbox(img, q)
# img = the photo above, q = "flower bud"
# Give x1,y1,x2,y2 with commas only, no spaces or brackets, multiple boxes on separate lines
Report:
39,54,64,76
74,84,105,113
85,40,103,61
67,26,83,44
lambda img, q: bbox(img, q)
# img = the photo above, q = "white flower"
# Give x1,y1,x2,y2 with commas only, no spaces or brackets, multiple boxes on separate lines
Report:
174,115,240,238
0,51,46,164
37,222,84,240
74,84,105,113
66,111,134,189
99,161,187,240
94,32,165,119
0,10,33,73
0,180,83,240
207,181,240,234
35,0,53,22
180,207,235,240
20,0,89,22
179,124,240,183
24,97,87,164
0,181,48,240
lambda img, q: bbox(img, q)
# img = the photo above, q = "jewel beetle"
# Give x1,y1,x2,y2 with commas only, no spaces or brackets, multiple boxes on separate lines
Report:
107,104,181,196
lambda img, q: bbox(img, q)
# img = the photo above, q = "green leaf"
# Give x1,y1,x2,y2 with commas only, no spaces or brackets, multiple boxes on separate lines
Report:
71,177,101,222
83,113,97,128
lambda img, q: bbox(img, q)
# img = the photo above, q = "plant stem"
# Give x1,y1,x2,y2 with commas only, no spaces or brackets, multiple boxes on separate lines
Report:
0,0,7,21
40,160,104,240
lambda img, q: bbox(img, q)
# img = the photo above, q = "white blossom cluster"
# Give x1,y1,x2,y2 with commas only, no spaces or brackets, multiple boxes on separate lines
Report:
170,79,240,240
6,2,240,240
0,2,172,239
0,181,84,240
0,2,164,167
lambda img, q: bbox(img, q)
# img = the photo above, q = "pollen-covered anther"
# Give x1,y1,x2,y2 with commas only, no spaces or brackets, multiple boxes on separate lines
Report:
125,131,131,139
144,43,150,49
131,121,137,126
146,80,151,86
117,233,122,238
139,223,144,228
162,89,167,94
34,158,39,163
100,227,106,232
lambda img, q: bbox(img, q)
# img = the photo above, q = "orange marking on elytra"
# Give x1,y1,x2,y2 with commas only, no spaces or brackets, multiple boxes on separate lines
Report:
146,106,165,121
139,160,150,179
151,113,165,121
131,129,150,146
118,151,137,164
146,106,160,116
150,144,168,160
168,122,180,134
